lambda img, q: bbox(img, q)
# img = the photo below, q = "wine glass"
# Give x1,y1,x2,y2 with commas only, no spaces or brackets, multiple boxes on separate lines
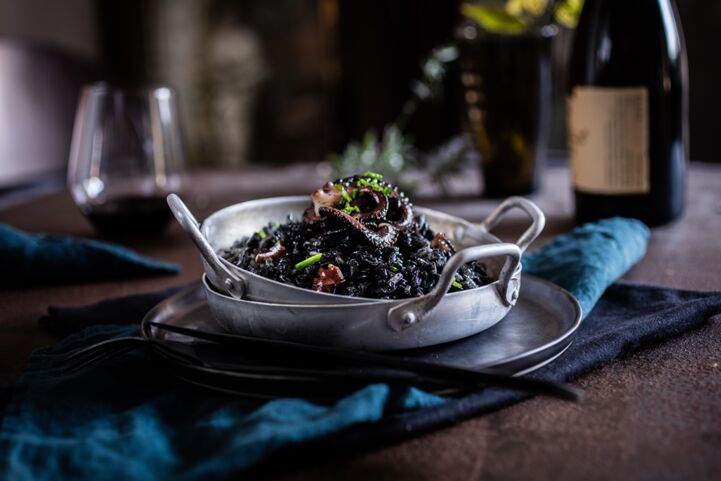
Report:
67,83,186,237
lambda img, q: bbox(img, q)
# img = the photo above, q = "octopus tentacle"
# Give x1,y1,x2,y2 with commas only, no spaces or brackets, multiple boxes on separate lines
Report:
309,174,414,248
255,243,288,264
386,195,414,231
352,187,388,221
431,232,456,254
303,206,321,223
319,207,399,248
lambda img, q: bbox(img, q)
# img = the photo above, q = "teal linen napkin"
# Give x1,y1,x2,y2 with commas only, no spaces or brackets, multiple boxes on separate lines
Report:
0,224,179,287
524,217,650,316
0,217,656,480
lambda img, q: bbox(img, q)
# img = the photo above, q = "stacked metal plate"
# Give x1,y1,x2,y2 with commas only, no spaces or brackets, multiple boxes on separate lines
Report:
141,277,582,400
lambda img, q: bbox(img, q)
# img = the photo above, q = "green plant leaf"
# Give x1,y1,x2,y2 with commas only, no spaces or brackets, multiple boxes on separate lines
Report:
506,0,549,17
554,0,584,28
460,3,527,34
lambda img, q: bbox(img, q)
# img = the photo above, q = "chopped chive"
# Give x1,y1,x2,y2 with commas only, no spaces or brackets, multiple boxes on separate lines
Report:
334,183,353,204
355,177,393,195
390,266,399,273
343,204,360,214
340,188,352,204
295,253,323,270
451,280,463,289
257,229,267,239
363,171,383,180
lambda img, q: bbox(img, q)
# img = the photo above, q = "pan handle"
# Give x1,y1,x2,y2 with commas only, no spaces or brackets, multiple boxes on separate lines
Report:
477,196,545,252
387,242,521,332
166,194,246,299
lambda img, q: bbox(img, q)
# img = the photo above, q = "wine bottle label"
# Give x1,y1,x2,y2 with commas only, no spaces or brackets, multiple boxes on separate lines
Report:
568,86,650,194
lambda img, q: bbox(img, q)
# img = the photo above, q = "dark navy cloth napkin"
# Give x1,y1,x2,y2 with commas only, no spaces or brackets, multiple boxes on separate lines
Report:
0,223,179,288
3,217,721,481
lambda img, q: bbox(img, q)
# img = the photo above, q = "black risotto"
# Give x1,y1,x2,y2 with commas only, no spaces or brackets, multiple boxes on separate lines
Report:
220,216,490,299
219,174,491,299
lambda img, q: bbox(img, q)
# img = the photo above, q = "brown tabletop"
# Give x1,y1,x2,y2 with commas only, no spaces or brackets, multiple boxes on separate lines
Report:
1,163,720,480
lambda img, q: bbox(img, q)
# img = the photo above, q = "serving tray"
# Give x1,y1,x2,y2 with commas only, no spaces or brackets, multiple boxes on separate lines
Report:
142,275,581,385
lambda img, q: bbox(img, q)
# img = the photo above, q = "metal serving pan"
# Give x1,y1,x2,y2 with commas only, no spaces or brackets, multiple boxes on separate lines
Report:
166,193,545,349
167,194,545,307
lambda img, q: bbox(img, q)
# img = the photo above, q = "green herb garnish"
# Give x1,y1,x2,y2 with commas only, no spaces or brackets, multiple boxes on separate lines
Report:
334,183,354,206
342,204,360,214
295,253,323,270
390,266,399,273
363,171,383,180
340,189,352,204
257,229,267,239
451,280,463,289
355,177,392,196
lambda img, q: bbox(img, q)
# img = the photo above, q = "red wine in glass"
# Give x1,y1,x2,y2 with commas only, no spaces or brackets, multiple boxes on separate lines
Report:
83,196,173,237
68,84,186,239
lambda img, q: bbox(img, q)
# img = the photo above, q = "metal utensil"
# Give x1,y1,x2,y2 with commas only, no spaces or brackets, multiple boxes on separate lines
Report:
52,315,582,402
55,337,148,373
142,320,582,402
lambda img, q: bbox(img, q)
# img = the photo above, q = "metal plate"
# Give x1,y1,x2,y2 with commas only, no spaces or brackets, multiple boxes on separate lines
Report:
143,275,581,376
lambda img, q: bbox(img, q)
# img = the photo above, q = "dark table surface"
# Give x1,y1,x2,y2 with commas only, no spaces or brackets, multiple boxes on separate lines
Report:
1,163,720,481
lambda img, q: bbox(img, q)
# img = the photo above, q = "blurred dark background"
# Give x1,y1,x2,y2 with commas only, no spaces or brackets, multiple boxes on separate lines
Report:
93,0,463,166
0,0,719,188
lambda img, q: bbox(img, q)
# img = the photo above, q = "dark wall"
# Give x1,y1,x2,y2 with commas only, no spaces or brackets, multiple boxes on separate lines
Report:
93,0,720,163
337,0,721,162
676,0,721,163
337,0,461,151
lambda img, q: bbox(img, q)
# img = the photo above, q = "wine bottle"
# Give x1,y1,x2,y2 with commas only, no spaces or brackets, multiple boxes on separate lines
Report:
567,0,688,226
